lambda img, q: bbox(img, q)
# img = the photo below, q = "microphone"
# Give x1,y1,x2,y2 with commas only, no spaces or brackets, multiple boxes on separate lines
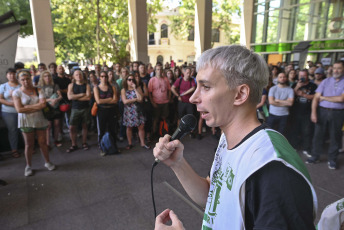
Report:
154,114,197,163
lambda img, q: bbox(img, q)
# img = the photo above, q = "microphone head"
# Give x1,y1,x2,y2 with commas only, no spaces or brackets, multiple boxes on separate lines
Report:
179,114,197,132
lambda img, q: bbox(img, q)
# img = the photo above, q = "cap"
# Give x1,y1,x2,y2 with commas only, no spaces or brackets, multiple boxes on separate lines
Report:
315,67,325,75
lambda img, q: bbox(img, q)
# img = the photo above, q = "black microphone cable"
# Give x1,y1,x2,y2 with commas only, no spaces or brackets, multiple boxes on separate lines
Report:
150,114,197,219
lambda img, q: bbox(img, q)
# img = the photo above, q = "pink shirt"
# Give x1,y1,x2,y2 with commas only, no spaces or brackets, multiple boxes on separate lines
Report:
148,76,171,104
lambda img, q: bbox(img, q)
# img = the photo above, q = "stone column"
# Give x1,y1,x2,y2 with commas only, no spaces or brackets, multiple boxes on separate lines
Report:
194,0,212,61
241,0,254,49
128,0,149,63
29,0,56,64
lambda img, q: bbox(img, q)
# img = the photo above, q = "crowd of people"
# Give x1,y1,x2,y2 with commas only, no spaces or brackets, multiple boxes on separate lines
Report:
0,55,343,178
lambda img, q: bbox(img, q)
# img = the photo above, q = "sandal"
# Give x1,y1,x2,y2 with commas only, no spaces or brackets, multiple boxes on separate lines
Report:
82,143,89,150
12,151,20,158
66,146,78,153
141,145,151,150
126,145,133,150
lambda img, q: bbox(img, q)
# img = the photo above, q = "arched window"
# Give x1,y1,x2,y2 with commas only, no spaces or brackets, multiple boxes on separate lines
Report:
188,27,194,41
157,55,164,64
161,24,168,38
212,29,220,43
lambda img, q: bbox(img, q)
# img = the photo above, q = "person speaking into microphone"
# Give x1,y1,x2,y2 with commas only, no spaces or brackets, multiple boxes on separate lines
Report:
153,45,317,230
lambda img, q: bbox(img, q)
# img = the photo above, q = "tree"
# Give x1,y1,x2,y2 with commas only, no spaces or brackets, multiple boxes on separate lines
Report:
51,0,162,64
0,0,33,37
169,0,241,45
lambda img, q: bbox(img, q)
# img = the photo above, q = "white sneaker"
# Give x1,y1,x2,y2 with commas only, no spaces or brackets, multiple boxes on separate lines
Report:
44,162,56,171
25,166,33,177
302,150,312,158
202,127,206,133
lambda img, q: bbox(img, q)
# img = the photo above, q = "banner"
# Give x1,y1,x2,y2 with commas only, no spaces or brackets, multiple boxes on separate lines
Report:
0,24,20,84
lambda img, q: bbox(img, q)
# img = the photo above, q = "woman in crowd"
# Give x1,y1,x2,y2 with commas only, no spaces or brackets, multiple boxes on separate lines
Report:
174,67,182,79
89,71,99,133
121,74,150,149
271,65,280,85
117,67,129,141
94,71,119,156
0,68,21,158
37,71,63,147
13,71,55,176
67,70,91,152
288,69,297,86
108,70,120,92
147,63,154,75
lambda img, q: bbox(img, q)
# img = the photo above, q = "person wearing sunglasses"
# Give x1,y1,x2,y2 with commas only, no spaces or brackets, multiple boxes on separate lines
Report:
121,74,150,150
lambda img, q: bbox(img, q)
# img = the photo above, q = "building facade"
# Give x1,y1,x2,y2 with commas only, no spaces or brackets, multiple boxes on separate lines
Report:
248,0,344,65
147,7,240,66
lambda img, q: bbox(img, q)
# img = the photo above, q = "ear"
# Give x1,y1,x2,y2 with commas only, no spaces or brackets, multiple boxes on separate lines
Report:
233,84,250,106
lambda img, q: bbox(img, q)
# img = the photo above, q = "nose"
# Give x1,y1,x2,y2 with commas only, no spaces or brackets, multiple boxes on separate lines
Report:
189,86,200,104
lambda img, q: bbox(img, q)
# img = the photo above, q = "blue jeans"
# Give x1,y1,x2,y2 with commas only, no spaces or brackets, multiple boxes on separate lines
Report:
267,114,289,135
312,107,344,161
1,112,20,151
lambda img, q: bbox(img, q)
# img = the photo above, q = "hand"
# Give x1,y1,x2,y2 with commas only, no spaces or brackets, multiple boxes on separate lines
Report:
178,96,182,101
319,96,325,101
131,83,136,89
296,90,303,97
153,135,184,168
311,112,317,123
155,209,185,230
152,102,158,108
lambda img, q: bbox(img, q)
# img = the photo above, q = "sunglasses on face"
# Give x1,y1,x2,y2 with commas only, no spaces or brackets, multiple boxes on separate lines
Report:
127,78,134,81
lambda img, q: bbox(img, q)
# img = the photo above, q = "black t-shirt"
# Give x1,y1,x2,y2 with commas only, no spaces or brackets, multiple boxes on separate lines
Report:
140,74,151,86
53,75,71,101
216,124,315,229
291,82,317,115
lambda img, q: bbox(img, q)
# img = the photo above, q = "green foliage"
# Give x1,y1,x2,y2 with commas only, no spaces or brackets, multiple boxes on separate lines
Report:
0,0,33,37
147,0,163,33
169,0,241,45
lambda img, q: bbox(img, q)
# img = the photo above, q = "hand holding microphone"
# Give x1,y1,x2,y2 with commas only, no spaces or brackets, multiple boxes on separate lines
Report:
153,114,197,166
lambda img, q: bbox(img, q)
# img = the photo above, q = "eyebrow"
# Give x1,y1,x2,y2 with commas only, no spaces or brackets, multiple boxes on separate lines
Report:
198,80,211,84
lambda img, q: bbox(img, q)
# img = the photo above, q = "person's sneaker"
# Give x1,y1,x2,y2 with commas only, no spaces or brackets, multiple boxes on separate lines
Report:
202,127,206,133
328,160,337,170
302,150,312,158
54,141,62,147
305,156,320,164
25,166,33,177
44,162,56,171
100,151,106,157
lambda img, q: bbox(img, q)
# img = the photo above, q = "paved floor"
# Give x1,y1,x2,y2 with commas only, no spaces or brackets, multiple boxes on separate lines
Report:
0,131,343,230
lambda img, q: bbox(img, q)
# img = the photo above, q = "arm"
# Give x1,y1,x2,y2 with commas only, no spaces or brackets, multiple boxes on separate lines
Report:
180,86,195,96
0,94,14,106
320,94,344,103
154,135,210,207
142,83,149,98
78,84,91,101
135,87,143,103
67,83,85,100
256,94,267,109
13,94,46,113
121,89,138,105
311,92,321,123
269,96,294,107
149,91,157,107
171,85,181,101
94,86,113,104
155,209,185,230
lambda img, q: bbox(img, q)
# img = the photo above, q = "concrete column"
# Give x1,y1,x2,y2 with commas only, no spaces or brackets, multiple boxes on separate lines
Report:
241,0,254,49
29,0,55,64
194,0,212,60
128,0,149,63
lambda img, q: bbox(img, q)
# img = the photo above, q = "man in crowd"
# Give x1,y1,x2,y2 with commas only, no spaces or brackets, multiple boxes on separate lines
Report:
138,63,151,86
290,69,317,157
154,45,316,230
307,60,344,170
171,67,196,125
267,72,294,134
49,62,58,78
132,61,139,72
33,63,47,86
313,67,325,86
113,63,121,81
148,65,171,137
